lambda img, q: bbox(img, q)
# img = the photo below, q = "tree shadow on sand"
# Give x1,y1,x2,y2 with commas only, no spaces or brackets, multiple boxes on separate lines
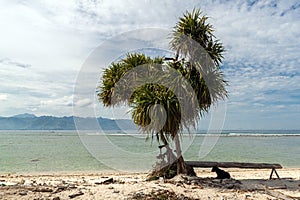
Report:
162,174,300,199
239,178,300,199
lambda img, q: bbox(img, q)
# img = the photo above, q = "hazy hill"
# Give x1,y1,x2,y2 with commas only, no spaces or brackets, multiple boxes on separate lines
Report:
0,114,137,130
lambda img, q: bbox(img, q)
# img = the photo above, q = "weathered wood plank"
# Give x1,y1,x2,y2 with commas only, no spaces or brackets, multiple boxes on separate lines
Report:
185,161,282,169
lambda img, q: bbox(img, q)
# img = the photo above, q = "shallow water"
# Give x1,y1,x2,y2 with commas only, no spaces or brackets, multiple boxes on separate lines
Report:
0,130,299,173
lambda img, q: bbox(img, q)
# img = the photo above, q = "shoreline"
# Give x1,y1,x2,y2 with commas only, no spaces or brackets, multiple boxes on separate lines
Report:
1,168,299,199
1,166,300,176
1,166,300,175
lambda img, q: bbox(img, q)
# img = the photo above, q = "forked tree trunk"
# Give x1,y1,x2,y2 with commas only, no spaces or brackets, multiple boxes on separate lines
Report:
174,132,187,174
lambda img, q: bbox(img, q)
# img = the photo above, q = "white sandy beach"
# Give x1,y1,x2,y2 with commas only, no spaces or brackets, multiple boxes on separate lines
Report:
0,168,299,200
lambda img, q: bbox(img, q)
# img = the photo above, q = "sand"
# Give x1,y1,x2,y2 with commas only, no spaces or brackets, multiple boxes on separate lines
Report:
0,168,299,200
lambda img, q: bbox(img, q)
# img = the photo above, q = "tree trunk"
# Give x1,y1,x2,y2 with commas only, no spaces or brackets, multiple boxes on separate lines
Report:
174,132,187,174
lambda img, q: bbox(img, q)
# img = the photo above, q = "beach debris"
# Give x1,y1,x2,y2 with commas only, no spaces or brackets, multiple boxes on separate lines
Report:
95,177,114,185
19,191,27,196
68,184,77,189
52,186,68,194
103,177,114,184
24,180,32,186
132,192,144,199
32,187,53,192
129,189,194,200
0,181,18,186
159,177,165,183
69,191,84,199
94,177,125,185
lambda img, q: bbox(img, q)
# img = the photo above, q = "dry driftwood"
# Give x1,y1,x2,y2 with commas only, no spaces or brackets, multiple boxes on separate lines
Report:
185,161,282,169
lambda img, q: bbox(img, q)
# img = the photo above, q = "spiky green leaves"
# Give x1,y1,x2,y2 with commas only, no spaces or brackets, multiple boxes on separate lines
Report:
170,8,227,109
99,53,163,106
170,9,225,67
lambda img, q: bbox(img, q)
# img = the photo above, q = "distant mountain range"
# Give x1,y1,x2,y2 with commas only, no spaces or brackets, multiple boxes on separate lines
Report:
0,113,137,130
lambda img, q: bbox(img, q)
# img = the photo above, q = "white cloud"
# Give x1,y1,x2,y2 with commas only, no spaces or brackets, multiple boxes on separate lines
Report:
74,98,92,108
40,95,73,107
202,0,300,67
0,58,31,68
0,93,8,101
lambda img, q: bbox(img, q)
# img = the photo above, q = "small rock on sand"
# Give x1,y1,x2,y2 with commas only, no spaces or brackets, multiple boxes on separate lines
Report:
69,191,84,199
19,191,27,196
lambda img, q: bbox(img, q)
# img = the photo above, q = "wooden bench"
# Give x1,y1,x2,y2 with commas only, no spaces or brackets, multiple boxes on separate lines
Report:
185,161,282,179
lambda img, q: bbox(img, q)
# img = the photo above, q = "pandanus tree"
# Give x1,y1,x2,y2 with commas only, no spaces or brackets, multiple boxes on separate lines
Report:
98,9,227,175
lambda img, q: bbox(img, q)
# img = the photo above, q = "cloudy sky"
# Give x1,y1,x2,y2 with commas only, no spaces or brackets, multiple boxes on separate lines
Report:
0,0,299,130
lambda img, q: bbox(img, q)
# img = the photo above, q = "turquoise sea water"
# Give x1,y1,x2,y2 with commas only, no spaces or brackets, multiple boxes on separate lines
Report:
0,130,299,173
